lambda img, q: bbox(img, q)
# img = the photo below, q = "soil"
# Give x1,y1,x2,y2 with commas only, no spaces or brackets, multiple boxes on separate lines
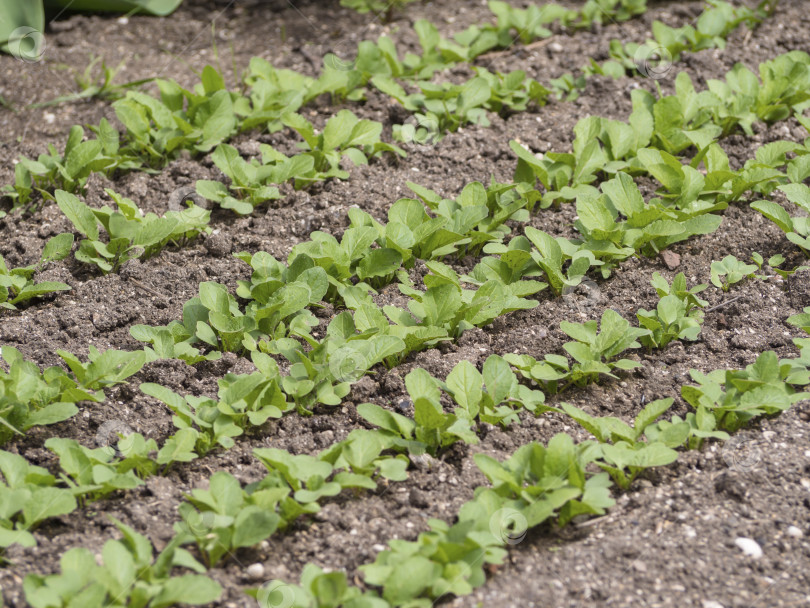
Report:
1,1,810,607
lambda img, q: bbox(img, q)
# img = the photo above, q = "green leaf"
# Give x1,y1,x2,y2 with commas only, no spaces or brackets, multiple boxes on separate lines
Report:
421,284,460,327
232,507,280,548
151,575,222,608
634,398,674,435
323,110,359,152
40,233,74,265
22,487,77,526
55,190,99,240
23,402,79,429
11,281,71,304
157,428,199,465
446,360,483,418
199,282,230,314
751,200,793,233
0,3,44,56
357,248,402,280
356,403,415,439
483,355,515,405
413,397,445,432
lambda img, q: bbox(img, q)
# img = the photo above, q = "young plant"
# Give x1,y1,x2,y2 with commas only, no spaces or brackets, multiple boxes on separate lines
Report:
523,227,597,295
505,309,649,394
3,126,114,209
44,437,143,504
23,519,221,608
287,226,400,295
636,272,707,349
582,171,723,264
56,189,205,274
251,448,339,523
751,183,810,256
354,368,480,458
681,351,810,433
195,143,282,215
265,315,405,415
34,56,154,106
141,367,290,455
0,233,73,310
340,0,417,22
405,179,535,256
114,65,244,165
0,451,77,553
56,346,146,391
318,428,410,490
393,263,539,339
710,254,758,291
444,356,547,424
406,367,479,455
362,434,613,604
282,110,405,186
474,68,550,114
174,471,281,567
381,75,494,143
560,399,680,489
249,565,386,608
0,346,142,445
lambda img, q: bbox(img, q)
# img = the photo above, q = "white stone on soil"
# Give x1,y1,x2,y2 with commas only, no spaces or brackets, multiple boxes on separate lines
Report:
786,526,803,538
734,537,763,559
246,563,265,580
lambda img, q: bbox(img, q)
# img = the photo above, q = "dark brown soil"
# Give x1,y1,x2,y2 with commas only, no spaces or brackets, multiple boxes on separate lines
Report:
1,1,810,607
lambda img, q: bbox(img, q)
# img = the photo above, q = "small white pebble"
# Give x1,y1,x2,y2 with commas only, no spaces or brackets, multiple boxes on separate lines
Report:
787,526,803,538
372,544,385,552
549,42,564,53
246,563,265,580
735,537,763,559
44,112,55,124
117,16,129,25
683,525,697,539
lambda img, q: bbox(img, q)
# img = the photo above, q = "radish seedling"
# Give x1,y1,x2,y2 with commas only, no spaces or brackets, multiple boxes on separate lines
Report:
505,309,649,394
681,351,810,433
56,189,208,274
45,437,143,504
174,471,280,567
710,255,758,291
0,346,141,445
0,451,77,554
23,519,221,608
0,233,73,310
637,272,706,349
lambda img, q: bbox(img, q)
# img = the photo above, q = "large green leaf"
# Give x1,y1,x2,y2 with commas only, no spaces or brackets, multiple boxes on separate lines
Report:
0,2,44,56
44,0,184,17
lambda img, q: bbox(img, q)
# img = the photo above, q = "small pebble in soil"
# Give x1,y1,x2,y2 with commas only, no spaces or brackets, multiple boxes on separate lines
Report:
246,563,265,579
661,250,681,270
786,526,803,538
734,537,763,559
702,601,725,608
395,399,412,413
549,42,564,53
